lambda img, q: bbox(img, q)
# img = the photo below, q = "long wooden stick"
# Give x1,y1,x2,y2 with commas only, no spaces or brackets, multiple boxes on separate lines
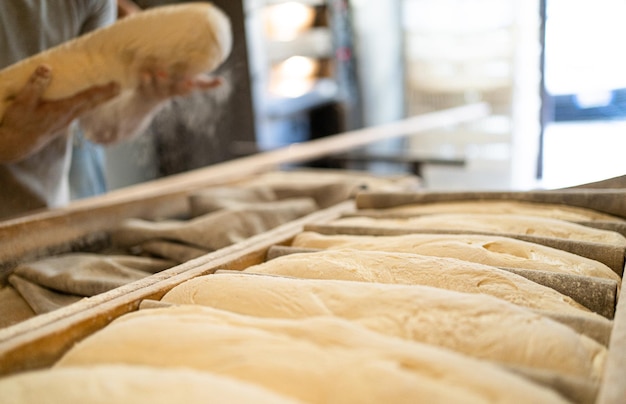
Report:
0,103,489,272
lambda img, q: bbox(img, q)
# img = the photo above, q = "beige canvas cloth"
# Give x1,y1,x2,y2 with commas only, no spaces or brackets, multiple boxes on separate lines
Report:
12,253,175,297
111,198,318,251
0,285,36,327
8,253,175,315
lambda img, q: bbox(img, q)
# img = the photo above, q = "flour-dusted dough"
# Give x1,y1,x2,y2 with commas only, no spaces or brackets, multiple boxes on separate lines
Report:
0,364,300,404
244,249,595,316
0,2,231,132
291,231,621,282
329,214,626,247
356,200,624,222
161,273,607,380
57,306,569,404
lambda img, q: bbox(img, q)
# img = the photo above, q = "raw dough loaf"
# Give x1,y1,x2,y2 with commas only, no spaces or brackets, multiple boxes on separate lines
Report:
0,364,300,404
244,249,595,316
0,2,232,138
291,231,621,282
355,200,623,222
57,306,568,404
329,214,626,247
161,273,607,380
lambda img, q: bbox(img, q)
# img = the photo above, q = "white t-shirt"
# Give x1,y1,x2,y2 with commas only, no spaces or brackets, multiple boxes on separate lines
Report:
0,0,115,219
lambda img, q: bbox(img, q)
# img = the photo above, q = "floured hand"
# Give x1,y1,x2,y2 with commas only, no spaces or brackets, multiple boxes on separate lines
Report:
81,67,223,145
137,65,222,103
0,3,232,147
0,65,119,163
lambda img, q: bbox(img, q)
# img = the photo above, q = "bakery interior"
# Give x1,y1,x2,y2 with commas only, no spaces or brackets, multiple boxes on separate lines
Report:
102,0,626,192
1,0,626,403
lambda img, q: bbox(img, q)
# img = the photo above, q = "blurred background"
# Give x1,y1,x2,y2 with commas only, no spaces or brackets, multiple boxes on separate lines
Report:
104,0,626,192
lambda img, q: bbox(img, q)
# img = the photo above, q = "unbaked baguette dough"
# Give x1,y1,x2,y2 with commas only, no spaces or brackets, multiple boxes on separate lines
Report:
0,2,231,140
329,214,626,247
243,249,595,316
356,200,623,222
0,364,301,404
57,305,569,404
160,273,607,380
291,231,621,282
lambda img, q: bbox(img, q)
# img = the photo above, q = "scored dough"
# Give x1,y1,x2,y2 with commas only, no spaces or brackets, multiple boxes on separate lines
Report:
243,249,596,316
355,200,623,222
56,306,569,404
160,273,607,380
0,3,232,129
291,231,621,282
0,364,300,404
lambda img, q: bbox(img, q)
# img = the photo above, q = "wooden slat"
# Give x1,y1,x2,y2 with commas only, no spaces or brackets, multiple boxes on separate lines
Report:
596,274,626,404
0,201,354,376
0,103,489,278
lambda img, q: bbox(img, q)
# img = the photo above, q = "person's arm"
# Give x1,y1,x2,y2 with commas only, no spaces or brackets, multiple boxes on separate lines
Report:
0,65,120,163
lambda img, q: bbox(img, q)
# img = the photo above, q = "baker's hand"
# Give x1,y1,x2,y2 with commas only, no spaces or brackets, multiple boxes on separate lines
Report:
136,65,222,104
79,66,223,146
0,65,120,163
